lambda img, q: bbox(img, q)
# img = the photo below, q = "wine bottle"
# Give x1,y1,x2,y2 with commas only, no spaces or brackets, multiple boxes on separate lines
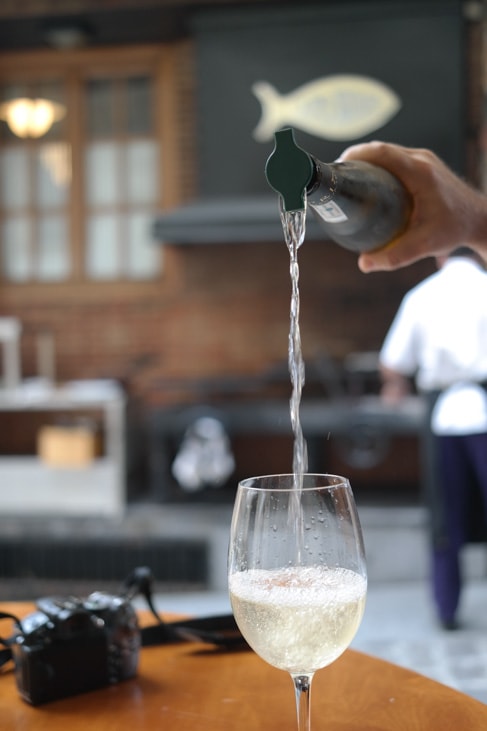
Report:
265,128,411,253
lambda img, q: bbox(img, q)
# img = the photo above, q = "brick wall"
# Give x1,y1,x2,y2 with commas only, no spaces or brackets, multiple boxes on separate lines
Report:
0,241,433,408
11,237,431,499
0,236,432,500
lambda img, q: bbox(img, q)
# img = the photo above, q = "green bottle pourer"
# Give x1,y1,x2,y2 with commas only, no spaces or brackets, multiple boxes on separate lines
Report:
265,127,315,212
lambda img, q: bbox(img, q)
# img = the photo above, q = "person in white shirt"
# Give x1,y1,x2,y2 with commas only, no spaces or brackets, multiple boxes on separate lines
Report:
379,248,487,629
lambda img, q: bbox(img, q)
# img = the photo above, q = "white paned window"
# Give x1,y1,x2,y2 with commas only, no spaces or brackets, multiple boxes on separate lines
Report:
0,81,70,282
36,143,70,208
38,215,70,281
84,73,161,281
127,211,160,278
0,55,163,284
1,218,32,281
86,214,120,279
0,148,30,209
85,142,120,207
126,140,158,204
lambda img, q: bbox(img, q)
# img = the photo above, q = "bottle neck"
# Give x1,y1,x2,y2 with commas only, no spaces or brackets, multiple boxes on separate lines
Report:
306,158,337,206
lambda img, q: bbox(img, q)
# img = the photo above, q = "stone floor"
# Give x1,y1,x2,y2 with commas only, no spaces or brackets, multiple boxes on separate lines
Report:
353,579,487,704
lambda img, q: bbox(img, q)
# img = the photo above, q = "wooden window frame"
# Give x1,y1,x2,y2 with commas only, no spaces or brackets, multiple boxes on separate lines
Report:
0,43,189,304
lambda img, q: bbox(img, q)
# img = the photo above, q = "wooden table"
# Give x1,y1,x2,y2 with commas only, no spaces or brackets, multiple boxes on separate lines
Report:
1,603,486,730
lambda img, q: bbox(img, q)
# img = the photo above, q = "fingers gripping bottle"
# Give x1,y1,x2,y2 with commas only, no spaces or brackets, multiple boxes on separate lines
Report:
265,127,411,253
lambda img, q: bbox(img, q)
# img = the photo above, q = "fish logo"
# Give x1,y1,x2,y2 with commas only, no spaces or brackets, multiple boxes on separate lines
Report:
252,75,401,142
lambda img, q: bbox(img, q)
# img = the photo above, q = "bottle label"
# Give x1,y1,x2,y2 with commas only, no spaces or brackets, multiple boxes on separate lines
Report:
319,200,348,223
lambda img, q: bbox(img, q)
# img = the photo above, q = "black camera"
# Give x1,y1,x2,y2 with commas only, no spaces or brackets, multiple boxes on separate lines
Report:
10,591,140,705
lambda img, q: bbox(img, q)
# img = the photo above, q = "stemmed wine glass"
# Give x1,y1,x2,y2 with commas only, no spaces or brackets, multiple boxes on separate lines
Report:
228,473,367,731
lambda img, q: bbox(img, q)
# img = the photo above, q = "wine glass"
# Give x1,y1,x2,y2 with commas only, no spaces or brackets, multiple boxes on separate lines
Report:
228,473,367,731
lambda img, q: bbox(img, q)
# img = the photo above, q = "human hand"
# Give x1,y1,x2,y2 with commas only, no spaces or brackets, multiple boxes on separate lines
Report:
339,141,487,272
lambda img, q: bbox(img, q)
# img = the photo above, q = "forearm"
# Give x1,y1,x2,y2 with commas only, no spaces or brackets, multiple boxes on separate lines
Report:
379,365,411,403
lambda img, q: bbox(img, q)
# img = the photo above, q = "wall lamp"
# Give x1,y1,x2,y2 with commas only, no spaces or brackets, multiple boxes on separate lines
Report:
0,97,66,139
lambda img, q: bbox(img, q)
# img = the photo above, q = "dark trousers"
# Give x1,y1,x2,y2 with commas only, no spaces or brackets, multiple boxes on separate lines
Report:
433,431,487,622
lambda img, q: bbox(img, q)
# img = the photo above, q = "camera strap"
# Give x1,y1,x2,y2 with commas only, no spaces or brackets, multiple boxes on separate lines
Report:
0,610,22,669
123,567,247,650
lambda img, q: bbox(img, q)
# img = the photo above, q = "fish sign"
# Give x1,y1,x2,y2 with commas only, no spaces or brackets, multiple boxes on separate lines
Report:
252,74,401,143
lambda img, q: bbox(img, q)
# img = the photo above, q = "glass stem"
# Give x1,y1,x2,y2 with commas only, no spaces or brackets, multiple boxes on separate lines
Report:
292,673,314,731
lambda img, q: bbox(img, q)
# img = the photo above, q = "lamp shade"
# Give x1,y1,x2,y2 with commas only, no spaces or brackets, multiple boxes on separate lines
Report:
0,98,66,138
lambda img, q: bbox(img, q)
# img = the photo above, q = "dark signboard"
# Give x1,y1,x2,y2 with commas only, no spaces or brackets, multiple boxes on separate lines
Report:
191,1,464,198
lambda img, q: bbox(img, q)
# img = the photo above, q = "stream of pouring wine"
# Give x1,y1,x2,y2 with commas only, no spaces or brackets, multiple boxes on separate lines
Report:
279,197,309,491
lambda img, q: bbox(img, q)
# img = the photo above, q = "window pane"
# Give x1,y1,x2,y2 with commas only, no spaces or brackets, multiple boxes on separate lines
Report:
0,147,30,209
126,140,158,204
126,212,160,279
36,142,71,207
1,217,31,281
126,76,152,135
86,79,115,137
86,214,119,279
85,142,120,206
37,215,70,281
35,80,66,142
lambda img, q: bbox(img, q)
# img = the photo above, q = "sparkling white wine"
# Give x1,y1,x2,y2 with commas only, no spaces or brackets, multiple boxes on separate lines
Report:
280,202,308,487
229,565,367,674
